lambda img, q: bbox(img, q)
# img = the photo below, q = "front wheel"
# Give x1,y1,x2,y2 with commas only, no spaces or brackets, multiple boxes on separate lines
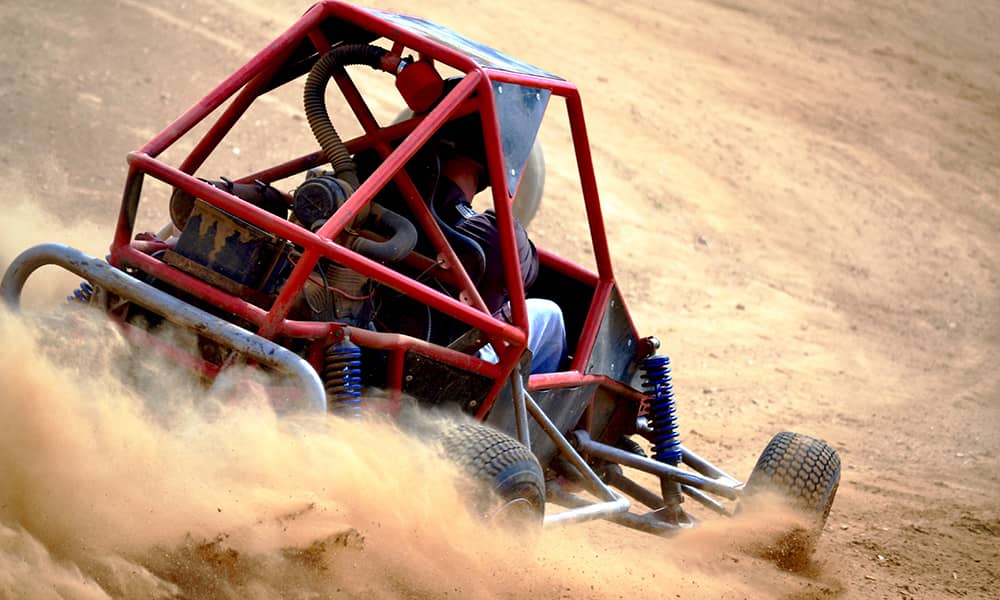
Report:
438,422,545,527
743,431,841,568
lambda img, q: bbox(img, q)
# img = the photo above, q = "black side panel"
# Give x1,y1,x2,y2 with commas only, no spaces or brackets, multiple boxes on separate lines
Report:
586,285,639,384
402,350,493,413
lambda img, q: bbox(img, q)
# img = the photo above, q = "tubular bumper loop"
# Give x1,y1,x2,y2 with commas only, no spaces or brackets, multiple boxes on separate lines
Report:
1,243,328,412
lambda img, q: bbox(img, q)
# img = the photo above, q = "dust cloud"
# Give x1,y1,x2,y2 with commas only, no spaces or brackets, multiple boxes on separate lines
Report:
0,206,819,599
0,177,114,310
0,307,822,599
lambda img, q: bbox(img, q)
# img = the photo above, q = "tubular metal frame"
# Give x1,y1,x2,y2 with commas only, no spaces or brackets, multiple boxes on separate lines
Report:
100,0,641,421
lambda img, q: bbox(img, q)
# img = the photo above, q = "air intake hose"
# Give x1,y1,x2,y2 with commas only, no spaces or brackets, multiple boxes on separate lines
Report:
303,44,389,189
350,203,418,263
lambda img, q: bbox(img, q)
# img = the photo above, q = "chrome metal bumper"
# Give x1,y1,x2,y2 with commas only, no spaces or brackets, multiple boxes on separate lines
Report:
1,243,327,412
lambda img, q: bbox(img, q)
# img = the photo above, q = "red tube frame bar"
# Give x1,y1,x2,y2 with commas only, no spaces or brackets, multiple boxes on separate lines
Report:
108,0,639,414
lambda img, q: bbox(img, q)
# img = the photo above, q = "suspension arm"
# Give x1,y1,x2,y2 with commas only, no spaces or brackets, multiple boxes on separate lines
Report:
572,431,742,501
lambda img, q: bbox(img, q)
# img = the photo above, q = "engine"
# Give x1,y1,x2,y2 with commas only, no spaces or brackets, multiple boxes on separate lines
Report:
164,170,417,330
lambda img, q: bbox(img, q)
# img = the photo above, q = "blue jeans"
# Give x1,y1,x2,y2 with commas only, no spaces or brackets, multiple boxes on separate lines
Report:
478,298,567,374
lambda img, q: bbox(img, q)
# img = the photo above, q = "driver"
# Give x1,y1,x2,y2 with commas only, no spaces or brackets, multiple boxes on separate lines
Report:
429,108,566,375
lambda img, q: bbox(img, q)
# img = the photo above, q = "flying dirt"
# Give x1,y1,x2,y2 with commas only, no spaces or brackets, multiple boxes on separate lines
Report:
0,1,997,599
0,294,817,599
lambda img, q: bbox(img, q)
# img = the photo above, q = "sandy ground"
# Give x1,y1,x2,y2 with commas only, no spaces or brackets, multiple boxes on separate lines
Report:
0,0,997,598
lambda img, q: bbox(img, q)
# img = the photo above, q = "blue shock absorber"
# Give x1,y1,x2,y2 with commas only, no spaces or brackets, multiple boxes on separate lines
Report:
67,281,94,304
323,340,363,417
641,354,682,466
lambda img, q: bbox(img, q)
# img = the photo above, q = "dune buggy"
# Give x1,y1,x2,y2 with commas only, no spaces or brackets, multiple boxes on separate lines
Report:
2,1,839,545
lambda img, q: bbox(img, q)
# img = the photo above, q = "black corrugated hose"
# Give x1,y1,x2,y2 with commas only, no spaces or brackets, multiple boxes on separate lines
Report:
303,44,388,189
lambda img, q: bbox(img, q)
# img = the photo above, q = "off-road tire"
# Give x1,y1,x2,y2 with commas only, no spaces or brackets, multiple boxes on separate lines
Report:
744,431,841,568
615,435,647,458
439,422,545,526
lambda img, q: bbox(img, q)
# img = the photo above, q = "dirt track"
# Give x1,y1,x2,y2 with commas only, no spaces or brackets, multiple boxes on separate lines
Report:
0,1,997,598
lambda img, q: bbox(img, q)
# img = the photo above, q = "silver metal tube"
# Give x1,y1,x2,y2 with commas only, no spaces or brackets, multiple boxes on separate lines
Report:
2,243,328,412
573,431,742,500
519,389,630,526
603,466,666,511
681,485,732,516
681,446,742,488
523,390,615,502
544,491,631,526
510,365,530,449
547,483,679,535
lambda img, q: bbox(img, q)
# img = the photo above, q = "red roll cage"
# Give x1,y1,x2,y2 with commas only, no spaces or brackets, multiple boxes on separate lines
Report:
108,0,644,418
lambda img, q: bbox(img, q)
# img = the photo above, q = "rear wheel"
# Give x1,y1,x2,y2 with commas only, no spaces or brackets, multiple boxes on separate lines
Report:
744,431,841,568
438,422,545,526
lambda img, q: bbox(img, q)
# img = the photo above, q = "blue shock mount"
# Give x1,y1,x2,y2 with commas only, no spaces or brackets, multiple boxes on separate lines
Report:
323,340,363,417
